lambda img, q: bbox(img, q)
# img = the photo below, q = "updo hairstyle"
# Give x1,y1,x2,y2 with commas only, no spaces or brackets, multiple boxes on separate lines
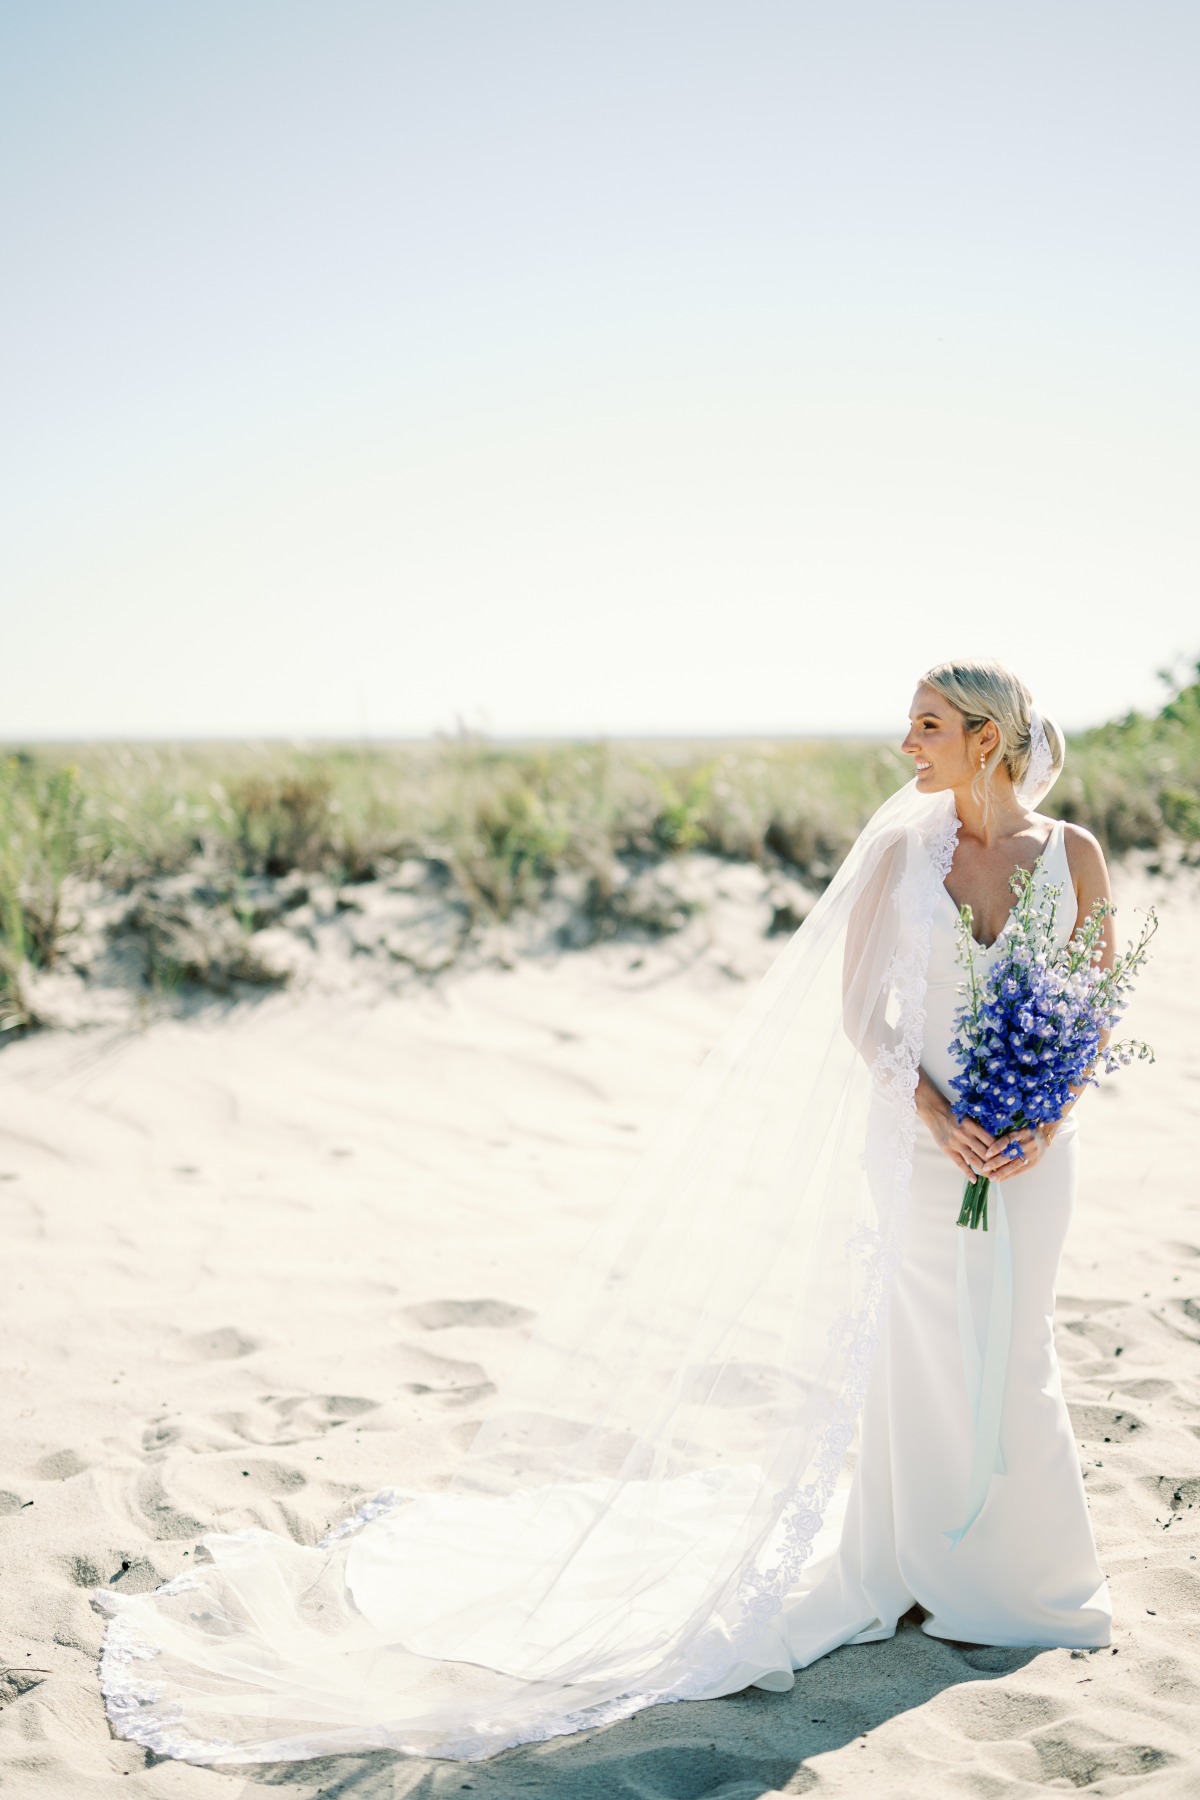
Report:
922,657,1065,801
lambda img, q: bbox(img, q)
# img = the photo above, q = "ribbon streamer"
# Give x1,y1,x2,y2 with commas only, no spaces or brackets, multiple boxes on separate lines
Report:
945,1187,1012,1548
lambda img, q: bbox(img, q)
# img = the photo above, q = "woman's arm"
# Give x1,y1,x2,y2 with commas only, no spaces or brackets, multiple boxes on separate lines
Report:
840,830,1000,1177
1061,823,1118,1093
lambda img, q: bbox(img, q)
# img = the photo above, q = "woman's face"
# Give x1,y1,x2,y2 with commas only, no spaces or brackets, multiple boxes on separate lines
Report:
901,683,981,791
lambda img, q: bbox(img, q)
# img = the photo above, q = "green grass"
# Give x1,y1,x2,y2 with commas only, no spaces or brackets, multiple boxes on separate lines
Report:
2,664,1197,1030
1055,670,1200,854
0,755,88,1027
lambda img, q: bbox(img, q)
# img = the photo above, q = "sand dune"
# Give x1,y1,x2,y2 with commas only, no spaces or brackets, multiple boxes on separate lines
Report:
1,868,1197,1798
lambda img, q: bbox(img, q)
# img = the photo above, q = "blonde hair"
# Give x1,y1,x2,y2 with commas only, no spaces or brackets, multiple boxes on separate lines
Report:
922,657,1065,804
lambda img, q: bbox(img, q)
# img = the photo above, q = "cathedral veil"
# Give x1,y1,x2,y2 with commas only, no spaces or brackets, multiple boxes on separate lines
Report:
95,778,961,1764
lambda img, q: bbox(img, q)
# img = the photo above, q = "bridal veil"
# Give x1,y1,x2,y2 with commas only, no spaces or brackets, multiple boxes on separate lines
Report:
95,778,961,1763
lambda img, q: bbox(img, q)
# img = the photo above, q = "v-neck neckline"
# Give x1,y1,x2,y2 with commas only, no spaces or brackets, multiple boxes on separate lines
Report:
941,819,1062,952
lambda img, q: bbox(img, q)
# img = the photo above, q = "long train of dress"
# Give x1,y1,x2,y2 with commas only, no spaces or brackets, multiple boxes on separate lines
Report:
93,800,1110,1761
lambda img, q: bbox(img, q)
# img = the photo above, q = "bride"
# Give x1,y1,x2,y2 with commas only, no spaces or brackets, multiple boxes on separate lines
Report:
95,657,1113,1765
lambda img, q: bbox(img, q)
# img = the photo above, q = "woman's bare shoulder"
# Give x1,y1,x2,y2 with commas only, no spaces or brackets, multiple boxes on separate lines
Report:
1058,819,1110,890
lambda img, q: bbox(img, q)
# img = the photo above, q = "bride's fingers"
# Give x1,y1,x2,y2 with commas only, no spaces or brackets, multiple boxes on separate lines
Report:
980,1143,1016,1172
985,1131,1037,1175
939,1132,977,1176
959,1119,995,1154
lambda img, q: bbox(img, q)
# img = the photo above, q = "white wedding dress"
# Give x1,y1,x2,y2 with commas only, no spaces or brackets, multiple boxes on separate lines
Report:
94,788,1112,1765
761,819,1112,1671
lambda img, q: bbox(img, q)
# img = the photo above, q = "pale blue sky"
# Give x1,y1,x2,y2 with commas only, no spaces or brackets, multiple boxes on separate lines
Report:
2,1,1197,739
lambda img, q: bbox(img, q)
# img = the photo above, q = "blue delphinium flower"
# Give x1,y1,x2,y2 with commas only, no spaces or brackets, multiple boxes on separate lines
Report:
948,859,1155,1230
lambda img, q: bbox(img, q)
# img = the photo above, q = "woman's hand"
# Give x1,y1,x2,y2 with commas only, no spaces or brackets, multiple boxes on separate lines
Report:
979,1122,1056,1182
915,1072,997,1179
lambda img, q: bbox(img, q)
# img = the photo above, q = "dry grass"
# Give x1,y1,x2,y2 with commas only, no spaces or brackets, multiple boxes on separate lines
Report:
2,665,1196,1029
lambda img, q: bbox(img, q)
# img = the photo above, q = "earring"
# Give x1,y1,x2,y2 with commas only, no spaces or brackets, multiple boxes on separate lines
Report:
979,752,985,768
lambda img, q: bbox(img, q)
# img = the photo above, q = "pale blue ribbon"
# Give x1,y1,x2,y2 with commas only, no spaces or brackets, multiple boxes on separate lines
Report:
944,1186,1012,1548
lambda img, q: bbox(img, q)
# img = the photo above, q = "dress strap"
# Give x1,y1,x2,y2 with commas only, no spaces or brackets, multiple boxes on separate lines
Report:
1044,817,1070,883
1038,819,1076,939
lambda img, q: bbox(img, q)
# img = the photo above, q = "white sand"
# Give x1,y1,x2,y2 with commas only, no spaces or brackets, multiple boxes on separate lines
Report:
1,868,1197,1799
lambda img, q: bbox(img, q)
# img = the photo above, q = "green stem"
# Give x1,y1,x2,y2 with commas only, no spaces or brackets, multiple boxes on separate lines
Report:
957,1173,990,1231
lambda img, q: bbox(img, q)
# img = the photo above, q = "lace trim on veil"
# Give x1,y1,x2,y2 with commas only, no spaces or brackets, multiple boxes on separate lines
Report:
98,1593,234,1766
95,1493,416,1764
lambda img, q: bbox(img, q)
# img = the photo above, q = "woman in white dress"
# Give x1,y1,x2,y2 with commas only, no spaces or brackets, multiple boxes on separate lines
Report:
94,658,1115,1765
765,662,1112,1672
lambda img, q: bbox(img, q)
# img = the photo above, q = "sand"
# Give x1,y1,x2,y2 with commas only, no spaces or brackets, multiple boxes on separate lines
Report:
1,863,1198,1799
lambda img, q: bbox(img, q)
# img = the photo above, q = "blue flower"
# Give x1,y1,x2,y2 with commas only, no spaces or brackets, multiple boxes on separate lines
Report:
948,858,1152,1178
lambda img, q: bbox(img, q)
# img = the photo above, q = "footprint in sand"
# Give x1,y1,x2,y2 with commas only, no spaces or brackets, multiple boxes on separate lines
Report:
217,1392,381,1446
1030,1726,1177,1786
142,1418,185,1453
173,1326,261,1361
403,1379,496,1407
1058,1297,1132,1361
0,1668,47,1702
928,1685,1067,1740
1067,1403,1146,1446
1140,1654,1200,1703
1056,1295,1128,1315
400,1298,535,1332
577,1747,799,1796
1115,1376,1176,1400
1060,1323,1131,1361
105,1553,165,1594
33,1448,89,1481
135,1470,208,1540
1169,1296,1200,1341
62,1553,107,1588
397,1345,496,1407
234,1458,307,1493
1140,1473,1200,1513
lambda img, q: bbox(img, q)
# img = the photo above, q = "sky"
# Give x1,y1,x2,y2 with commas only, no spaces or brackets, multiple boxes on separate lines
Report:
2,1,1197,741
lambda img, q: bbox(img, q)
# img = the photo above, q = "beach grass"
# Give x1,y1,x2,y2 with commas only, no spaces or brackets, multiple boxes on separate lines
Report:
2,666,1197,1030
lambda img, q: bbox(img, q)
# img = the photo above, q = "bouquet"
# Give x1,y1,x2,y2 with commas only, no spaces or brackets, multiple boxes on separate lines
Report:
948,860,1156,1230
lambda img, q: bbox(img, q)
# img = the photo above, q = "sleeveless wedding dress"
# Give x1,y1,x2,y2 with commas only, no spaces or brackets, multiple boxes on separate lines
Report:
93,788,1112,1766
758,819,1112,1673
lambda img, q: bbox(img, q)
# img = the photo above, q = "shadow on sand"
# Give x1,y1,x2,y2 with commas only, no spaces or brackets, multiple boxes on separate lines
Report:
206,1618,1040,1799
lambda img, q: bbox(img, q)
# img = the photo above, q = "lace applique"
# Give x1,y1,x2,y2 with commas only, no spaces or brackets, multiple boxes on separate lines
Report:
92,1495,410,1765
94,1607,237,1764
1015,707,1054,808
316,1485,407,1548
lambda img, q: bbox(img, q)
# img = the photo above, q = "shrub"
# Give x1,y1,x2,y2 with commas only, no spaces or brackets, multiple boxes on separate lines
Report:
226,769,337,876
448,779,571,921
0,755,86,1028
